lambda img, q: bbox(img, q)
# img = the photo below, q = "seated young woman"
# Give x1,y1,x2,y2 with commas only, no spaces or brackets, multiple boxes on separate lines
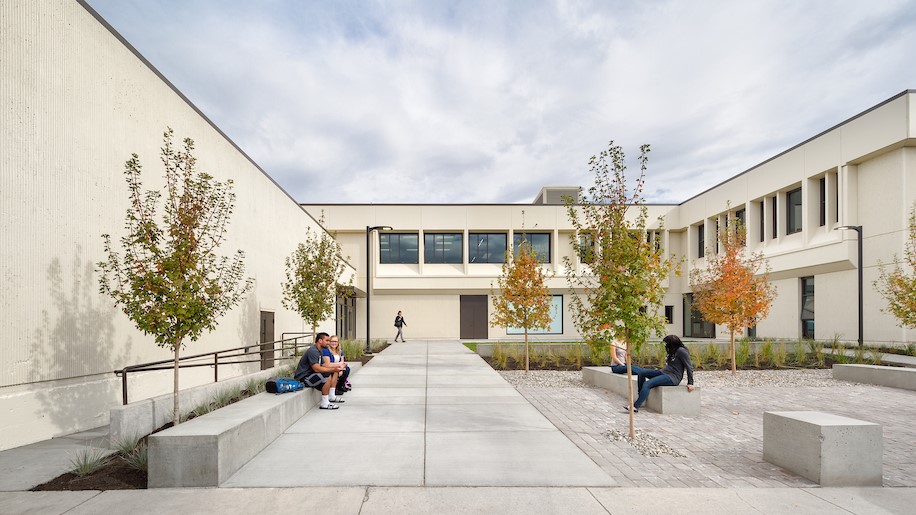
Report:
625,334,695,413
322,335,352,397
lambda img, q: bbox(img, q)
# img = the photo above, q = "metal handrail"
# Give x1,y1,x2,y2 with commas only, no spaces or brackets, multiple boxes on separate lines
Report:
113,335,311,405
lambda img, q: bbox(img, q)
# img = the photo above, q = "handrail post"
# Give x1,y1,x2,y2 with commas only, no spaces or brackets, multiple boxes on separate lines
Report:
214,354,219,382
122,370,129,405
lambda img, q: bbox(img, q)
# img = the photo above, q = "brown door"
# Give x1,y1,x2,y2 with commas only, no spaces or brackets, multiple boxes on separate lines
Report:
260,311,275,370
459,295,488,339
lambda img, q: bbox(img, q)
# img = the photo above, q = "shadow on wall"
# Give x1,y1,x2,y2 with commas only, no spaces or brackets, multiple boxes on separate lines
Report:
237,284,260,364
30,247,131,437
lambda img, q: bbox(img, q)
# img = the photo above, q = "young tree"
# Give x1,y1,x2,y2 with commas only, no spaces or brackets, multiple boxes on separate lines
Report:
491,238,554,373
564,142,677,438
689,216,776,375
282,216,351,343
98,128,253,426
875,203,916,329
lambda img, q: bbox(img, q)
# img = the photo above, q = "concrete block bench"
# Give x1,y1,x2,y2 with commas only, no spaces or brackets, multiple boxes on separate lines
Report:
582,367,700,415
149,363,360,488
762,411,882,486
832,364,916,391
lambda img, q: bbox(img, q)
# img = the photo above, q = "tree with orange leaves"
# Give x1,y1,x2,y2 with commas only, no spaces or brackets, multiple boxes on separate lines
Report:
491,237,554,373
875,202,916,329
690,216,776,375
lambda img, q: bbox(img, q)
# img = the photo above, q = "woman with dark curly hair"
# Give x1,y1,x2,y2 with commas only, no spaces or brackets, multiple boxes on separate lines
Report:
626,334,695,413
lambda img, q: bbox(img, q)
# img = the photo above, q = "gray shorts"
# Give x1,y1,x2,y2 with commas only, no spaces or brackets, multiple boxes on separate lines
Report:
303,372,330,389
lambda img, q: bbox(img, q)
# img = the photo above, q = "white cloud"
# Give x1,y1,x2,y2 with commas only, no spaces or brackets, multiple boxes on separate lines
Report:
87,0,916,204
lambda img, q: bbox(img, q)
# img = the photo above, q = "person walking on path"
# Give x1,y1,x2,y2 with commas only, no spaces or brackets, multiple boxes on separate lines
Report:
394,310,407,342
627,334,695,413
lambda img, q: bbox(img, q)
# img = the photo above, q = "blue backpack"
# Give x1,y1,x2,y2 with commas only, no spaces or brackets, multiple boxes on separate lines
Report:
266,378,304,394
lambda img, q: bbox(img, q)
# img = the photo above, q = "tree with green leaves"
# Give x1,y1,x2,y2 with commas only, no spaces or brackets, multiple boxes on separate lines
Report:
690,216,775,375
875,202,916,329
282,216,351,343
491,236,554,373
564,141,677,438
98,128,253,426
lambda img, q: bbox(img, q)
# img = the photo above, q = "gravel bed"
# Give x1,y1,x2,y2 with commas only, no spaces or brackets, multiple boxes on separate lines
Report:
602,429,686,458
499,368,855,388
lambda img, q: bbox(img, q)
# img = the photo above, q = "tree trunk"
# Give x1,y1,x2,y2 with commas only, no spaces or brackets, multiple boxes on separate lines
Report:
730,329,737,375
625,341,636,439
173,341,181,427
524,327,529,374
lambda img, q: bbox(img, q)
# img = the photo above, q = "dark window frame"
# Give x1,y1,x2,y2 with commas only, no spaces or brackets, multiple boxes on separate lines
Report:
513,232,551,263
424,233,463,264
771,196,778,239
697,223,705,258
664,305,674,324
759,201,765,243
379,233,419,264
819,177,826,227
469,232,508,264
800,276,815,339
786,187,802,235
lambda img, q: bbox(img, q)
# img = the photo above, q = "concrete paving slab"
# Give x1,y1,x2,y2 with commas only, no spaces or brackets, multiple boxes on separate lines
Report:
223,433,425,487
65,487,366,515
426,374,510,386
336,386,427,403
807,487,916,515
286,404,426,433
350,374,428,387
425,386,525,400
590,487,848,514
425,431,615,486
426,403,557,432
0,491,100,514
360,486,610,515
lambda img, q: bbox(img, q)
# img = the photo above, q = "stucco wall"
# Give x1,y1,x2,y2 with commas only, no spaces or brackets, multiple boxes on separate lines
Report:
0,1,351,450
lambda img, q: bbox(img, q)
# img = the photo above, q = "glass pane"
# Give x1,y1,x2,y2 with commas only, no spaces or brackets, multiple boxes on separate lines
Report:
488,234,507,263
401,234,418,263
443,233,462,263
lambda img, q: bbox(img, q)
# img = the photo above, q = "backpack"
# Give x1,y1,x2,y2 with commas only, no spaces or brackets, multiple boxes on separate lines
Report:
266,377,304,394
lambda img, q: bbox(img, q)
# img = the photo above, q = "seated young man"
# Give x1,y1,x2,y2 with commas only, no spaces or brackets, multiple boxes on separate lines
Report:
294,332,346,410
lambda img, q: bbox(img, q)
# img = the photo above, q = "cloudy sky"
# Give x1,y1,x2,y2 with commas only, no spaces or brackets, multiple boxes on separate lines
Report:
85,0,916,204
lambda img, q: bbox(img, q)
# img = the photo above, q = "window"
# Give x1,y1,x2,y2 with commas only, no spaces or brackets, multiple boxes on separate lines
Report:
469,233,507,263
664,305,674,324
683,293,714,338
507,295,563,334
697,223,705,258
735,208,746,228
578,232,595,264
424,233,462,264
759,201,765,243
801,276,815,339
786,187,802,234
771,196,777,239
513,232,550,263
379,233,418,264
819,178,826,227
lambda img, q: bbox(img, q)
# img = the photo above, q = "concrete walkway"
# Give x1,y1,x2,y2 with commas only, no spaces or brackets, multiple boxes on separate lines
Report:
3,340,916,513
223,340,614,487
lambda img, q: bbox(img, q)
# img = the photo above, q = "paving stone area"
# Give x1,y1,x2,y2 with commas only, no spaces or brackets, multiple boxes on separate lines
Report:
517,372,916,488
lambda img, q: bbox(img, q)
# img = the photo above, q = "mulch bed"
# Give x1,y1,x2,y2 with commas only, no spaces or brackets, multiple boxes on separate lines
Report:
31,458,147,491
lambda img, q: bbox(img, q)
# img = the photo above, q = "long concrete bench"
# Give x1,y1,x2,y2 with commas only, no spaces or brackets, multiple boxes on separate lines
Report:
148,363,360,488
762,411,882,486
832,364,916,391
582,366,700,415
110,364,293,446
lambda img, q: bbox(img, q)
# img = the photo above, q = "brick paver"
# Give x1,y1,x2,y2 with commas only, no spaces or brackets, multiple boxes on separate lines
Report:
519,378,916,487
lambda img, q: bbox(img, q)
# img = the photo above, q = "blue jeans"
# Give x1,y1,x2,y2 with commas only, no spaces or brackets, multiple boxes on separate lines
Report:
611,364,649,375
634,370,675,409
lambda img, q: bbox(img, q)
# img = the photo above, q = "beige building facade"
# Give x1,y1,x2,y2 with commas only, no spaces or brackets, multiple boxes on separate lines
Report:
1,0,913,452
309,91,916,347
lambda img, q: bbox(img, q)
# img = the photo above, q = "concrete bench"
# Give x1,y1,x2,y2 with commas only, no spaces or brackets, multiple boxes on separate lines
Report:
832,364,916,391
762,411,882,486
582,367,700,415
148,363,360,488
